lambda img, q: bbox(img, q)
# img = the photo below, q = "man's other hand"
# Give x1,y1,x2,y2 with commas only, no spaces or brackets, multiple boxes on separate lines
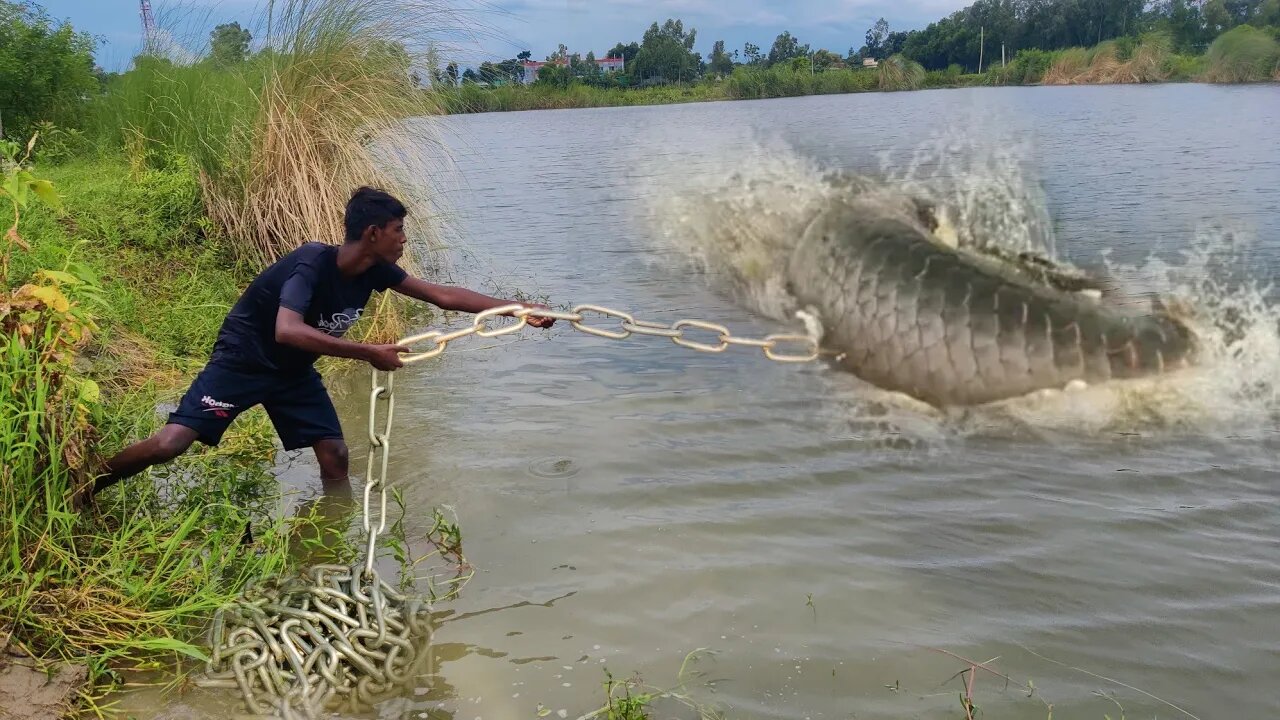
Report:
366,343,411,371
523,303,556,329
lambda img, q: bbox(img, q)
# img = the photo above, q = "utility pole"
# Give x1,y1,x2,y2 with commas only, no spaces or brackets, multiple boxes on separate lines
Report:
978,26,984,74
1002,42,1006,68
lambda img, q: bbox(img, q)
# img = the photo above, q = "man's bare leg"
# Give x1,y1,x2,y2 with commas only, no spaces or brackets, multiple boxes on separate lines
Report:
313,437,352,496
93,424,200,496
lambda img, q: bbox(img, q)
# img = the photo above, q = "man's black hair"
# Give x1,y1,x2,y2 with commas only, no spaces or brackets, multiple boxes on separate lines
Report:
344,186,407,243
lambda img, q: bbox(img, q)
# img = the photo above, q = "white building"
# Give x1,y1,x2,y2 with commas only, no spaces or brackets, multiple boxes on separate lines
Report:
520,55,626,84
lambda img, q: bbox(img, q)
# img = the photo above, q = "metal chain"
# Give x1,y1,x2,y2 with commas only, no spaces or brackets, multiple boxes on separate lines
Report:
198,301,817,718
396,303,821,365
195,564,433,719
197,371,418,719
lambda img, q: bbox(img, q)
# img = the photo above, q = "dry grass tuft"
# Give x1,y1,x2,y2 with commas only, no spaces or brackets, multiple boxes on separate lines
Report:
1043,35,1173,85
200,0,456,269
1042,47,1090,84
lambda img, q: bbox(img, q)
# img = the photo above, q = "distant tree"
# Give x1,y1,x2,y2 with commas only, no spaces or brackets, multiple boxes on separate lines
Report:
534,62,572,87
571,51,604,83
517,49,532,61
883,30,910,57
461,67,479,83
209,21,251,65
1202,0,1232,34
709,39,735,75
548,43,569,61
606,41,641,63
863,17,889,59
445,62,458,85
767,31,810,66
0,3,99,138
1160,0,1205,51
1258,0,1280,24
494,58,523,83
629,18,701,84
743,41,764,65
812,48,842,71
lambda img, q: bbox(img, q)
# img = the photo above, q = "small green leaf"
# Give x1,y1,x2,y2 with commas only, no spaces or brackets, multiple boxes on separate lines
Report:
28,179,61,209
36,269,80,285
3,175,28,207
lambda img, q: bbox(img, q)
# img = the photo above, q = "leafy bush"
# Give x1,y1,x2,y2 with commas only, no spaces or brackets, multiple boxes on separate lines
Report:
0,2,100,140
1200,25,1280,82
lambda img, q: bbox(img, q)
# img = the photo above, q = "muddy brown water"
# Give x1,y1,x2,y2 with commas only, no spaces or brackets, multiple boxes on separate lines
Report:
140,84,1278,719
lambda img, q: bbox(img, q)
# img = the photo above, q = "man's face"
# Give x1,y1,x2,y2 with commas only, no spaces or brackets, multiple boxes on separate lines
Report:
370,218,407,263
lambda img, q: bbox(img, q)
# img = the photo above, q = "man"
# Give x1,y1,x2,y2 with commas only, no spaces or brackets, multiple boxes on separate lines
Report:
91,186,553,499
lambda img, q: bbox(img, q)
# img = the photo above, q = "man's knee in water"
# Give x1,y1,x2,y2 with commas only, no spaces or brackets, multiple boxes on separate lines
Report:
314,437,350,480
153,425,197,462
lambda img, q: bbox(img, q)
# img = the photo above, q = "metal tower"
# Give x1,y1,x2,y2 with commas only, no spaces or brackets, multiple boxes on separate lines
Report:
139,0,156,41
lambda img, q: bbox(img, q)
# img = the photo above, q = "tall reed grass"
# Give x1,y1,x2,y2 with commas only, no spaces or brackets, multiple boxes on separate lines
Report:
877,55,927,90
1041,33,1177,84
92,0,455,272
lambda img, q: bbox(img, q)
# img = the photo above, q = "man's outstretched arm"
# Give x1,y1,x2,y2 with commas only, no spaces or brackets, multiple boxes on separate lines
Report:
275,307,408,370
391,277,554,327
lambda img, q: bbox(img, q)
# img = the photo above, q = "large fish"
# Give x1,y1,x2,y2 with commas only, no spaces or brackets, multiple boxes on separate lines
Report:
786,195,1197,406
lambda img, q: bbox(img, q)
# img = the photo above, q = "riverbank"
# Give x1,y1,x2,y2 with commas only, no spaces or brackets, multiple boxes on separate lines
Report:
0,0,461,708
438,28,1278,114
0,153,300,713
0,146,458,717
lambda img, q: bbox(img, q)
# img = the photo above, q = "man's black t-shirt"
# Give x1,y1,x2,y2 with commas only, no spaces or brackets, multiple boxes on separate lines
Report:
211,242,407,372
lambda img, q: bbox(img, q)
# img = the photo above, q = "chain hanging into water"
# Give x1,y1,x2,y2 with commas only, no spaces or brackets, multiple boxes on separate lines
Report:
196,302,818,718
195,368,431,720
393,303,821,365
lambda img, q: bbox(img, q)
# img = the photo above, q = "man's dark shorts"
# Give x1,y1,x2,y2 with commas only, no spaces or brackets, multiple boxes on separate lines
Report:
168,360,343,451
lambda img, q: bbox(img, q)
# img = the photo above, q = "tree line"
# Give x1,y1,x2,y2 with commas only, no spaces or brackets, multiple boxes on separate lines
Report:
438,0,1279,88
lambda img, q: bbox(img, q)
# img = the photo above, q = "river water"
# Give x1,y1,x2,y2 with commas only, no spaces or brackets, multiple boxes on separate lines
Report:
173,84,1279,719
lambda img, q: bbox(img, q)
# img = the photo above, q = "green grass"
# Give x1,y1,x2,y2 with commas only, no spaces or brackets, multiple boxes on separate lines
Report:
1,155,307,710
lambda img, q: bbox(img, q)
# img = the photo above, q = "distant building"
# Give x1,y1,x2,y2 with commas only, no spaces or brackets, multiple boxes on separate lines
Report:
521,55,626,84
862,58,879,68
596,56,625,74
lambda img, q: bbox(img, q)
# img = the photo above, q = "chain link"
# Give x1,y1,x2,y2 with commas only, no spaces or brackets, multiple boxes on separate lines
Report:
396,303,821,365
364,371,394,577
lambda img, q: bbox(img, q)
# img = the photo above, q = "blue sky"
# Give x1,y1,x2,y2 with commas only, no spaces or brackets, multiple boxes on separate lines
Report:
38,0,971,71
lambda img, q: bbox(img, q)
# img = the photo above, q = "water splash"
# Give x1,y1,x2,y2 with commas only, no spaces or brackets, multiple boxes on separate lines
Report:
655,135,1280,438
